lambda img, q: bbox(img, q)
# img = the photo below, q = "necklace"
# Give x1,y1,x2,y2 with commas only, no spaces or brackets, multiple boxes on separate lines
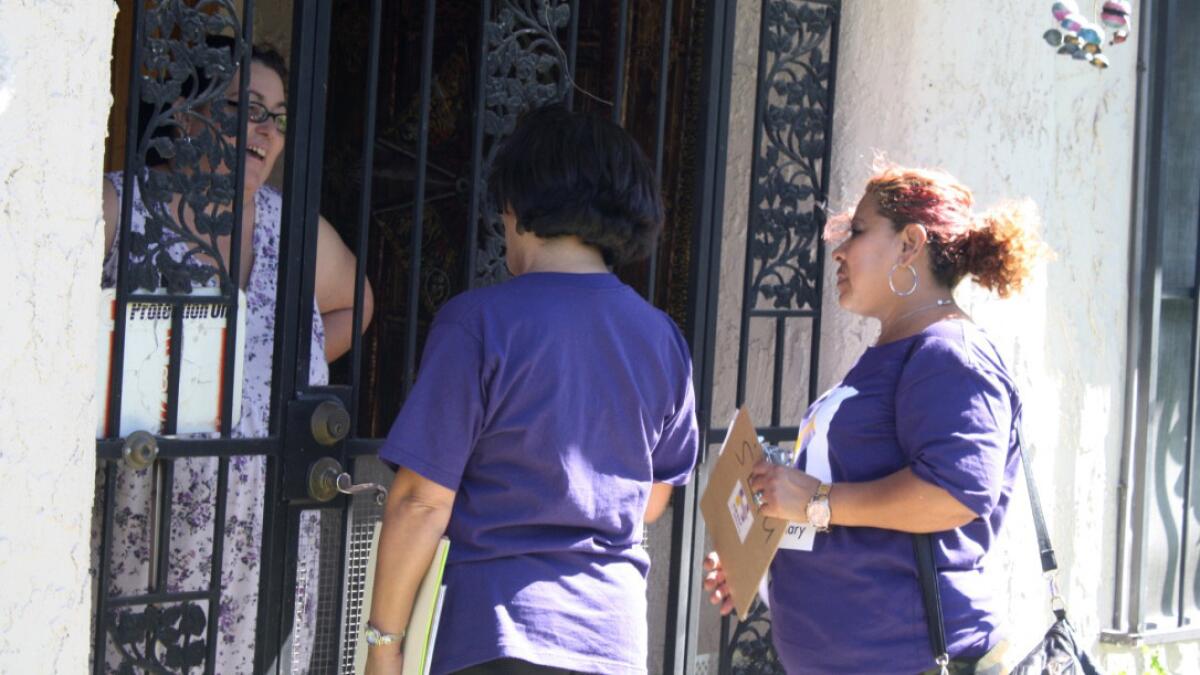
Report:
892,298,956,325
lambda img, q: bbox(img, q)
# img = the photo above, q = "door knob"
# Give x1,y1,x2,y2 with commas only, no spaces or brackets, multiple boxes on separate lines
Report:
307,457,389,505
308,457,344,502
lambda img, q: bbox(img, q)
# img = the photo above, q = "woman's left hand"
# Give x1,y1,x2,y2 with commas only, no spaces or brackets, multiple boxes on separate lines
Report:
747,459,821,522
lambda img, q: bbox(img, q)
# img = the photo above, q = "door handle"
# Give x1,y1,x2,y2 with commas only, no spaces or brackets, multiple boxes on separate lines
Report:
335,472,389,505
307,457,388,505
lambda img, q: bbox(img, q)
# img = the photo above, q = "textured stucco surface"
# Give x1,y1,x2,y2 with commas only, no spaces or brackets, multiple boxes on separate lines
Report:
825,0,1147,668
710,0,1192,670
0,1,115,671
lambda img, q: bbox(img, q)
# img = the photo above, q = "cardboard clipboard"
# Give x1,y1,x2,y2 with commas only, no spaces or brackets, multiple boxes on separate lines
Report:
699,407,787,620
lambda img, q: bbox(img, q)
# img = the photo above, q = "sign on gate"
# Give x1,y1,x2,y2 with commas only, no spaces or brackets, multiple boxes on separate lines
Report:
96,287,246,437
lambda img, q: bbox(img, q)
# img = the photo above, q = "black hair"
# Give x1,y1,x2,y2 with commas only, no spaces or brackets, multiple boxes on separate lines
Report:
180,34,288,98
486,104,664,267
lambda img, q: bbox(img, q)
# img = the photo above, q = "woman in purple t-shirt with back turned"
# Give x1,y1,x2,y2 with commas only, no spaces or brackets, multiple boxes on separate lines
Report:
364,105,699,675
704,164,1049,674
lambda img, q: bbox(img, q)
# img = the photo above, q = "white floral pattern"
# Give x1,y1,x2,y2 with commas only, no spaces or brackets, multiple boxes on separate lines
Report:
97,170,327,673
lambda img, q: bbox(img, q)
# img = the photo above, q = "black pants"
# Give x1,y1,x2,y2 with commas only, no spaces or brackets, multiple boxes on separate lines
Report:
451,658,585,675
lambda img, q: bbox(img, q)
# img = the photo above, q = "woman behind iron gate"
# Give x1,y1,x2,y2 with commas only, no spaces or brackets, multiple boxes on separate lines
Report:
704,165,1048,674
364,105,700,675
99,38,373,672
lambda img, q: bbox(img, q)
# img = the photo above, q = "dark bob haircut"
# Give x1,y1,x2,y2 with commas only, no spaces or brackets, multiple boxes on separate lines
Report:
486,105,664,267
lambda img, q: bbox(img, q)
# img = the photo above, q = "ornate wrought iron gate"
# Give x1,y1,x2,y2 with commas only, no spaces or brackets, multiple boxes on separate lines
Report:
692,1,840,674
92,0,836,672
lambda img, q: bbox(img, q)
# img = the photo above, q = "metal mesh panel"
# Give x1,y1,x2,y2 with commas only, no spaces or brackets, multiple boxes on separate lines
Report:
304,510,346,674
339,458,394,674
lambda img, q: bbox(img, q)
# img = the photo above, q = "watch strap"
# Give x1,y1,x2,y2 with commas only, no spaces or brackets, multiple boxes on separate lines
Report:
364,622,405,647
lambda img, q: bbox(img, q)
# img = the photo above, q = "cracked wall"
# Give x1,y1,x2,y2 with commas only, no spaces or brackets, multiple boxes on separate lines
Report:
0,1,116,671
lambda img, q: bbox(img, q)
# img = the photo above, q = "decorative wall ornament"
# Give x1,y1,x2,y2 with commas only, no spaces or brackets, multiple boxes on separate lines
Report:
1042,0,1131,69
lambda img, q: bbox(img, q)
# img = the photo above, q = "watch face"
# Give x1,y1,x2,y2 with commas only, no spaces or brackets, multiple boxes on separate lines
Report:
807,501,831,528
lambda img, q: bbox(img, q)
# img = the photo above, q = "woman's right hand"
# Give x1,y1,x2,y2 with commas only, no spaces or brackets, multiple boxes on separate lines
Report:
702,551,735,615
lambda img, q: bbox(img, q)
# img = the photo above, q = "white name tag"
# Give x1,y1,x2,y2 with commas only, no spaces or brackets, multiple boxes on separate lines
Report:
778,521,815,551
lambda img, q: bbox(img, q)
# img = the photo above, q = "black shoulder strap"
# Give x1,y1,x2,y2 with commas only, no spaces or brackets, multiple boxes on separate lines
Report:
916,417,1059,666
1015,423,1057,575
914,533,948,666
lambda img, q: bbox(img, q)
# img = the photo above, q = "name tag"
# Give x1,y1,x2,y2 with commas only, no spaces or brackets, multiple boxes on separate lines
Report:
778,521,815,551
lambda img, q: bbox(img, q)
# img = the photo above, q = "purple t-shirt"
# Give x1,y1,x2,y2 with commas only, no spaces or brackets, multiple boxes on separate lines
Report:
379,272,698,675
769,320,1020,674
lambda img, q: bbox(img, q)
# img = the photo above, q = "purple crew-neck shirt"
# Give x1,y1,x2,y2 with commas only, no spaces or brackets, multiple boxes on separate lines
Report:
379,272,699,675
768,320,1021,674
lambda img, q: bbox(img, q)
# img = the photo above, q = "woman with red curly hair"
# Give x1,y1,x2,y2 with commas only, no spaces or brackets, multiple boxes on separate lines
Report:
704,165,1048,674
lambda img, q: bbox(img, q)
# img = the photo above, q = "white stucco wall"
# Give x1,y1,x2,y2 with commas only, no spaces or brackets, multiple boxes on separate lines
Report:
0,1,115,671
711,0,1197,672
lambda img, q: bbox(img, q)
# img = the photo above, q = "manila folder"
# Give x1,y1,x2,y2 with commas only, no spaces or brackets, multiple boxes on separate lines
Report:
354,527,450,675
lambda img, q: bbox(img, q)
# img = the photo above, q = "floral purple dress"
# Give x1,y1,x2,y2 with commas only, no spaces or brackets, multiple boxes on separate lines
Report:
99,171,326,673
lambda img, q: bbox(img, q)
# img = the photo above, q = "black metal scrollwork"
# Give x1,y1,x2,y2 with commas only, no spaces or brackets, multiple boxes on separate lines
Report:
474,0,573,286
108,603,208,674
728,600,786,675
125,1,246,294
728,1,837,673
746,0,836,312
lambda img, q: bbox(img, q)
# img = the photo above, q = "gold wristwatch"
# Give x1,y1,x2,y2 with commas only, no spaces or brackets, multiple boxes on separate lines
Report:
805,483,832,532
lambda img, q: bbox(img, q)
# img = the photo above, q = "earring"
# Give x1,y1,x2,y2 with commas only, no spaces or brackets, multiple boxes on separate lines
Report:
889,263,918,296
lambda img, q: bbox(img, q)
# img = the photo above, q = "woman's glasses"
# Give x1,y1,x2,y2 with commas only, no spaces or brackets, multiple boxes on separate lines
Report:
224,100,287,134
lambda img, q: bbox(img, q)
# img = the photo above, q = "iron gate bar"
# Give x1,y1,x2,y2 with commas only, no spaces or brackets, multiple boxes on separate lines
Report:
1179,114,1200,628
463,0,492,292
120,293,239,305
662,0,739,670
350,0,384,438
259,0,333,668
565,0,580,109
219,0,256,443
103,0,146,443
734,0,777,415
164,311,185,434
149,461,175,593
644,0,674,304
612,0,630,123
205,456,232,672
93,462,118,675
809,0,840,421
747,308,816,318
771,317,785,426
95,438,278,460
108,590,212,608
403,0,438,397
1109,0,1164,634
288,0,335,401
344,438,386,458
372,191,461,215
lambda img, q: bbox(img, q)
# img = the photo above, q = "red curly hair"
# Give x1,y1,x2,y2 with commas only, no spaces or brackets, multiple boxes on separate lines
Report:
829,164,1049,298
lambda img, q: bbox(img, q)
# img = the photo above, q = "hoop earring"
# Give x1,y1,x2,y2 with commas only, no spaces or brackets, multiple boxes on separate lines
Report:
889,263,919,296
